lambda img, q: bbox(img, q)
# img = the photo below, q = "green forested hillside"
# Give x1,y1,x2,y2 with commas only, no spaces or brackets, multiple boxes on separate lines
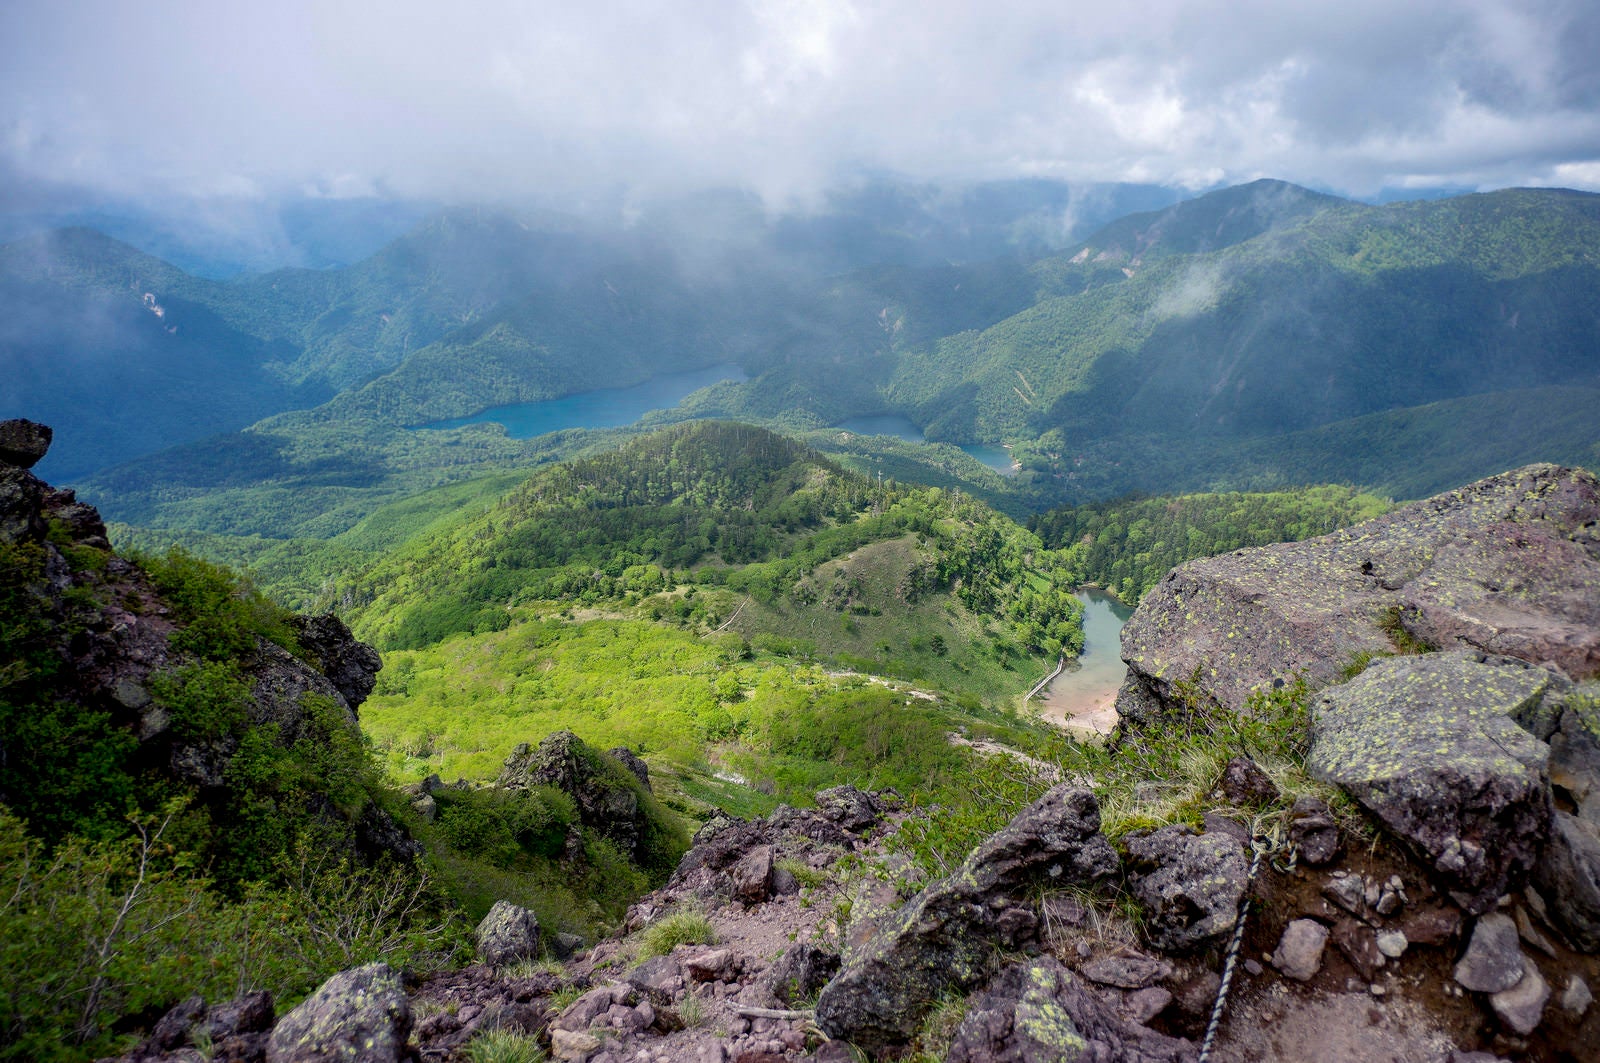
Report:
331,423,1083,680
1030,485,1392,603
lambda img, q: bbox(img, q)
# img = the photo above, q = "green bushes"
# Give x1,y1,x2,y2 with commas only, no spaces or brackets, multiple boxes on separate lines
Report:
135,546,298,660
0,806,464,1062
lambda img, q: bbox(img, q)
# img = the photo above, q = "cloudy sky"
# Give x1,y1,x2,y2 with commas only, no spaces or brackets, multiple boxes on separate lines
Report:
4,0,1600,216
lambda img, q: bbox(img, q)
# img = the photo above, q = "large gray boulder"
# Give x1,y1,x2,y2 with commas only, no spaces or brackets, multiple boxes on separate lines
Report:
945,957,1195,1063
815,785,1118,1051
475,900,542,966
266,963,411,1062
1307,652,1555,914
1116,465,1600,728
1124,825,1249,952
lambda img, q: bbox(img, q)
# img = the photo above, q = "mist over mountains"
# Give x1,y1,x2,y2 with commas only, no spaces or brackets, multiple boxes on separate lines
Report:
3,177,1595,530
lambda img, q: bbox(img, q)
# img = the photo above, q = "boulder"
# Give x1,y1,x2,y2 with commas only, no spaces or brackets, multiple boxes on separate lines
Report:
1116,465,1600,730
766,944,840,1006
607,746,652,790
1490,961,1551,1035
288,614,383,711
1124,826,1248,952
1454,913,1525,993
1532,811,1600,952
0,418,51,468
1214,755,1279,807
729,845,773,905
815,785,1118,1051
265,963,410,1063
475,900,542,966
1078,954,1172,990
944,957,1195,1063
1307,652,1555,913
1288,796,1343,866
813,785,884,833
1272,919,1329,981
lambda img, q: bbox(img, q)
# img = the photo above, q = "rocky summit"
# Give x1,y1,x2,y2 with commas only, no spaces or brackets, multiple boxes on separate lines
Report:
1116,463,1600,726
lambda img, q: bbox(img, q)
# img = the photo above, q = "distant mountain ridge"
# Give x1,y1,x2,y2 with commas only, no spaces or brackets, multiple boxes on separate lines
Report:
6,179,1598,527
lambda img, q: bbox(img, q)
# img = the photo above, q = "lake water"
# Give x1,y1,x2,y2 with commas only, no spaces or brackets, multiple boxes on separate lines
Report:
417,364,748,438
1034,589,1134,735
834,414,1018,476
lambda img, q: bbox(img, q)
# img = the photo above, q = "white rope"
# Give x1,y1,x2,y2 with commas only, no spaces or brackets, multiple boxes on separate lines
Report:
1198,820,1286,1063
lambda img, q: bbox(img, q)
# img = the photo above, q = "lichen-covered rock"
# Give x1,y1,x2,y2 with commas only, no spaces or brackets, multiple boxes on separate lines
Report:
1124,825,1248,952
944,957,1196,1063
475,900,542,966
1116,465,1600,730
766,943,840,1005
1533,811,1600,952
815,785,1118,1051
813,785,884,833
1308,652,1555,913
265,963,410,1062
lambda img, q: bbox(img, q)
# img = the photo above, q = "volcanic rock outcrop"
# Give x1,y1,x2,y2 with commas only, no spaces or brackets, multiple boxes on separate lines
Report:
1116,463,1600,727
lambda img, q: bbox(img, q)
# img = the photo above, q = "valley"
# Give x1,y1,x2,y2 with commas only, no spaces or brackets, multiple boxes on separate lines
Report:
2,174,1598,1063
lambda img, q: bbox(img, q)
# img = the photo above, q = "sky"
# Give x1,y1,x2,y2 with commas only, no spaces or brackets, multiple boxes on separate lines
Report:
4,0,1600,221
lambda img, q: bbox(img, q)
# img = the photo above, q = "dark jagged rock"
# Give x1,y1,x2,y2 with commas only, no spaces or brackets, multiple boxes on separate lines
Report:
288,614,382,710
0,417,51,469
813,785,885,833
766,944,840,1006
815,785,1118,1051
205,991,275,1041
0,423,410,865
1124,825,1248,953
265,963,410,1063
476,900,542,966
499,731,652,862
662,788,887,905
1288,796,1343,866
1533,812,1600,952
1214,754,1279,807
1116,465,1600,729
608,746,652,791
1308,651,1556,914
944,957,1196,1063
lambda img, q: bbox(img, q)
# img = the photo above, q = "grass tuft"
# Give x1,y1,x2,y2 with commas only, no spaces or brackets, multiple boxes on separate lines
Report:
637,910,717,959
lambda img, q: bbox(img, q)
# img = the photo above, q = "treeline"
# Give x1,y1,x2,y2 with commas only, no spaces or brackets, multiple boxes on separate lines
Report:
1030,484,1391,603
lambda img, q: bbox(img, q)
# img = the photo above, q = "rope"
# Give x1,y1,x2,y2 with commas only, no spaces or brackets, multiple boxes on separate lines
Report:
1197,819,1289,1063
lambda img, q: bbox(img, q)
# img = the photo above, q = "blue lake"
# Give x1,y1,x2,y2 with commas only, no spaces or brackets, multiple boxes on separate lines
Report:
834,414,1018,476
1036,588,1135,734
417,364,748,438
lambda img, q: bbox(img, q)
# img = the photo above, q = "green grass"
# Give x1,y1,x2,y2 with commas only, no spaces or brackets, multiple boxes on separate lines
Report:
463,1028,548,1063
637,911,716,959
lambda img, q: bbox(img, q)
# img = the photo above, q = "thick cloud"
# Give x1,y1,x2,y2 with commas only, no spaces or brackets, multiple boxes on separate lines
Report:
3,0,1598,214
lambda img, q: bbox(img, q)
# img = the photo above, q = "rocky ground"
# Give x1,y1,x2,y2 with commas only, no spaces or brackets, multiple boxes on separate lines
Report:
78,458,1600,1062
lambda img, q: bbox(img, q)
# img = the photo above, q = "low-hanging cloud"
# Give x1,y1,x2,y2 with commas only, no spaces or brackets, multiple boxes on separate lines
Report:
3,0,1599,222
